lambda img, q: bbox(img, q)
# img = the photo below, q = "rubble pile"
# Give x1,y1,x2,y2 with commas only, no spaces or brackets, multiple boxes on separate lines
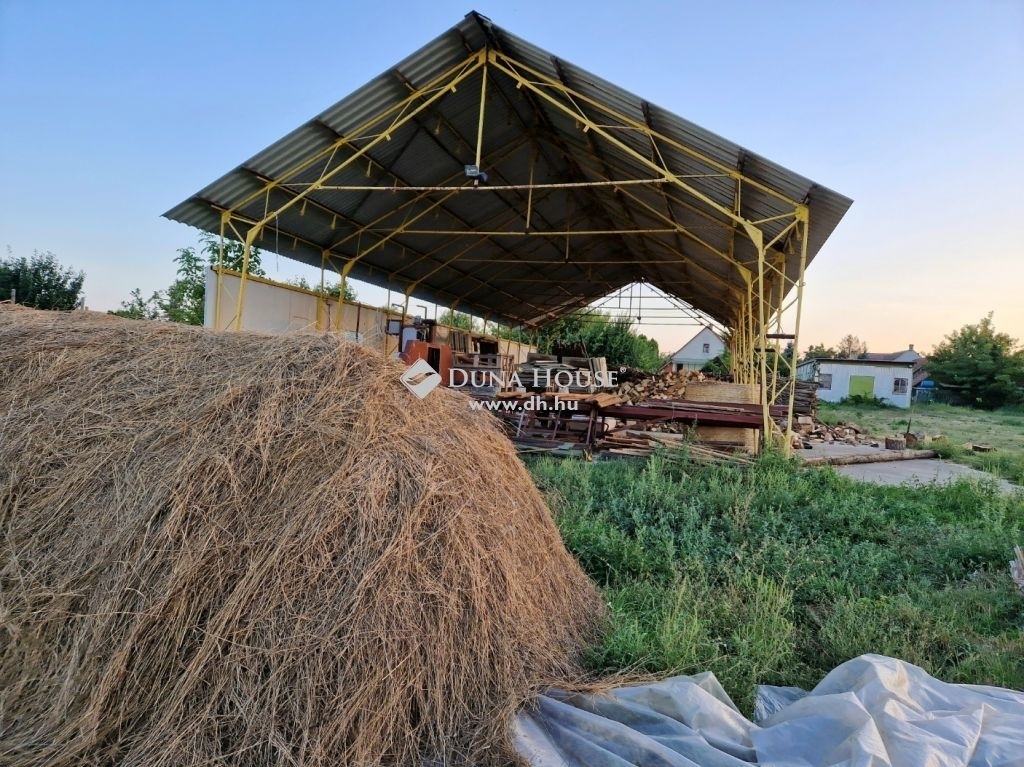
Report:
792,416,881,448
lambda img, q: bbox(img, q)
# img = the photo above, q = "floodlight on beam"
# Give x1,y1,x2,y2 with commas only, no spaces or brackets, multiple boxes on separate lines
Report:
464,165,489,185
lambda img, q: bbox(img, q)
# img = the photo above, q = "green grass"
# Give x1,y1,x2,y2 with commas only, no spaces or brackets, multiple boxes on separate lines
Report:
819,401,1024,484
528,451,1024,713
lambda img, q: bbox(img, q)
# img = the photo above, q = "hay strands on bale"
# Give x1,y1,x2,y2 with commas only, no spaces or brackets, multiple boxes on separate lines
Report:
0,306,604,767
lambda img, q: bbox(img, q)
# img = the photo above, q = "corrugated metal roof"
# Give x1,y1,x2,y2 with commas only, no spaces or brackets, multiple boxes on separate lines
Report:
165,11,852,328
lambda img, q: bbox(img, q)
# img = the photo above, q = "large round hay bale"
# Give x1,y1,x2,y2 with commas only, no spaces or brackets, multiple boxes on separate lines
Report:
0,306,604,767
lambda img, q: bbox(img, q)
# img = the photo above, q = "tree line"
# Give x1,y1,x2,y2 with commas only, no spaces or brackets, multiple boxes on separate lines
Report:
4,247,1021,407
801,321,1023,409
111,235,351,323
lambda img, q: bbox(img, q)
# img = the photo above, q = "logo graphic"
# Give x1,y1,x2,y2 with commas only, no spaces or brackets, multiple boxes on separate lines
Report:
399,358,443,399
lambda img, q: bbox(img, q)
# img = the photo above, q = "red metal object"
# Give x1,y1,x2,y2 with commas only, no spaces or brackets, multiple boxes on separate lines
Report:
400,341,453,385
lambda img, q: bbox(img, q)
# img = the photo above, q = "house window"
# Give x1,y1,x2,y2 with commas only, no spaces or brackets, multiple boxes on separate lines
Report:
702,343,710,353
819,373,832,390
893,377,908,395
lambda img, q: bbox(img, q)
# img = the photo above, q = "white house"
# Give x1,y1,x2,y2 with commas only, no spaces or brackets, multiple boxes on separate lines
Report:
666,326,725,372
796,347,925,408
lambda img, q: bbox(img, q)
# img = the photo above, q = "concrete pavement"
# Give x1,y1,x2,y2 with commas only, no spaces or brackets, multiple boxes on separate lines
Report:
796,443,1019,494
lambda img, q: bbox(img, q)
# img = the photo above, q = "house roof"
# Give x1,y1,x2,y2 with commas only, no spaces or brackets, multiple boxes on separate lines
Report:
164,12,852,329
668,325,723,359
801,357,916,367
859,350,921,362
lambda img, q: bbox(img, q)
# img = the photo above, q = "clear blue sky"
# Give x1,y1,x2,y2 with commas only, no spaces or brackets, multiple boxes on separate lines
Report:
2,0,1021,354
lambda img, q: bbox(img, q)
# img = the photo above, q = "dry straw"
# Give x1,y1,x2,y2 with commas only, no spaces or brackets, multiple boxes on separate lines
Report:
0,306,604,766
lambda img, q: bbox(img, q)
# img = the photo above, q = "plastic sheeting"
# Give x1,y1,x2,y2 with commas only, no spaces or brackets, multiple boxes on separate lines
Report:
514,655,1024,766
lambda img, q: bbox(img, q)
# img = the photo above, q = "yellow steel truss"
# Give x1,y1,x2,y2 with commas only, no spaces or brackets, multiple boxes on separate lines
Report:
215,48,811,454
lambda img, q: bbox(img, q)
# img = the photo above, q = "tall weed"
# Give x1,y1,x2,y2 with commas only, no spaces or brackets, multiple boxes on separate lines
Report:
528,451,1024,712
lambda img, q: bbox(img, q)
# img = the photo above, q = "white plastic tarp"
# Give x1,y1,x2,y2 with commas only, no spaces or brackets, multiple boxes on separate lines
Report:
514,654,1024,766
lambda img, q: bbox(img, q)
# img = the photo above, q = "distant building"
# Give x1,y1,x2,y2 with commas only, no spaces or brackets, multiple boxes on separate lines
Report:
665,326,725,373
796,346,926,408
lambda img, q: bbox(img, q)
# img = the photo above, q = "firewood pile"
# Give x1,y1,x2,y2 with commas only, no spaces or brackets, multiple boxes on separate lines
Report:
791,416,881,448
614,369,705,404
790,380,820,417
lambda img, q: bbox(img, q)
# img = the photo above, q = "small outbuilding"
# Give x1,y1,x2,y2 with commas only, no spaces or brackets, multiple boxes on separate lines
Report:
797,347,924,408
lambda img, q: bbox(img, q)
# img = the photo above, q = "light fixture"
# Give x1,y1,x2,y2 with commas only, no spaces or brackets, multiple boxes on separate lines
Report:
464,165,489,185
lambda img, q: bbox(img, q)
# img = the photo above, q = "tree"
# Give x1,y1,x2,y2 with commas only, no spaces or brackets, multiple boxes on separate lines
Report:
117,234,265,326
111,288,163,320
438,310,480,332
534,310,664,372
0,250,85,310
323,281,358,302
202,233,265,277
928,313,1024,409
161,246,206,325
837,334,868,359
801,343,837,361
491,323,530,344
287,276,357,302
702,350,733,376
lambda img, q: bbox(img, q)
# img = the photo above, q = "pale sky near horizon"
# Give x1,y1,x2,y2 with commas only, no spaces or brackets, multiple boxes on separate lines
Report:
2,0,1022,356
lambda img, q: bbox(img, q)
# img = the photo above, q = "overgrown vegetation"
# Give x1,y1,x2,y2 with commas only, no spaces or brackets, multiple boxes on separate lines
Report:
528,452,1024,713
820,400,1024,485
0,249,84,310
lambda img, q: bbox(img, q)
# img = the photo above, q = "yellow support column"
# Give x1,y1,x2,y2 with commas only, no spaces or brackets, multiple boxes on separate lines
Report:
783,208,810,456
215,213,227,330
750,229,772,443
232,227,259,331
318,251,328,331
769,258,786,407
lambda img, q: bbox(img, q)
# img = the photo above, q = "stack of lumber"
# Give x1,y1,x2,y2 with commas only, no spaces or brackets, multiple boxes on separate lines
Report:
791,380,819,417
516,357,577,389
449,329,471,353
560,356,610,394
515,354,613,393
495,391,625,408
597,429,754,463
451,352,511,395
769,380,819,417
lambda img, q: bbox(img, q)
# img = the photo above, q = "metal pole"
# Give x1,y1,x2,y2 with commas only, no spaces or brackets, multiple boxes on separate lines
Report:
215,214,226,329
232,229,258,331
474,61,488,171
783,211,810,456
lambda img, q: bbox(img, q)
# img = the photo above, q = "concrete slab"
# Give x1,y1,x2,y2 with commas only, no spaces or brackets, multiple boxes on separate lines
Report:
798,443,887,461
835,458,1018,493
795,440,1019,494
795,443,1018,493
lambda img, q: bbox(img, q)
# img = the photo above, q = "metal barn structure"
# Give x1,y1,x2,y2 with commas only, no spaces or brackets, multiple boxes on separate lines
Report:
166,11,852,446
